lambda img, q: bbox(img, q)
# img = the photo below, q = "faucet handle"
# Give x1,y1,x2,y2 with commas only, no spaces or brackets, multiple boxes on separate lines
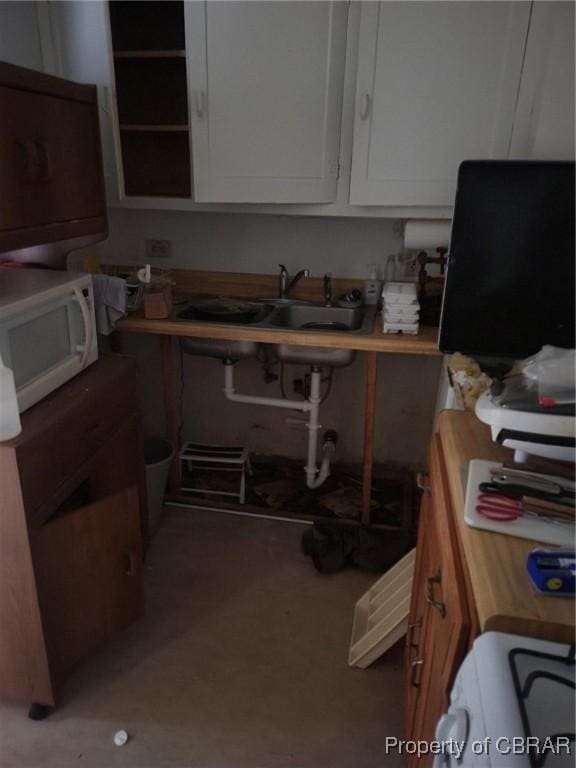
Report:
323,272,333,307
278,263,287,273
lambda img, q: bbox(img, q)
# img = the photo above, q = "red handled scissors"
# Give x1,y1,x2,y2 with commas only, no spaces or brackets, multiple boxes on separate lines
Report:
475,493,524,522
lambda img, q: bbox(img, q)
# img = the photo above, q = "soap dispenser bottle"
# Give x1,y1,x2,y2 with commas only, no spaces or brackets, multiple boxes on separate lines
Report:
363,264,382,305
0,353,21,441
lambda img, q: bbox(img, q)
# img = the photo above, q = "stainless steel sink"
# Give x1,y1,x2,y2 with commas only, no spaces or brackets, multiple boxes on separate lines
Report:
180,338,260,360
175,300,375,335
269,304,368,332
174,299,375,365
275,345,356,367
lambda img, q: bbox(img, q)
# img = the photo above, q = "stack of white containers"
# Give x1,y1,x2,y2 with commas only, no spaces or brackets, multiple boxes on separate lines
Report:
381,282,420,335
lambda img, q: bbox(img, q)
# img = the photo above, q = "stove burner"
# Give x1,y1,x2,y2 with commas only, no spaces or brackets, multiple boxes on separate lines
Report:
509,645,575,768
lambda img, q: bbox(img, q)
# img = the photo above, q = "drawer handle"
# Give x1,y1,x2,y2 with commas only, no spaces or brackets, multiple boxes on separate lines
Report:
416,473,431,493
407,617,422,652
195,89,206,118
34,138,50,182
16,139,39,182
360,92,371,121
124,552,136,576
425,571,446,617
410,658,423,688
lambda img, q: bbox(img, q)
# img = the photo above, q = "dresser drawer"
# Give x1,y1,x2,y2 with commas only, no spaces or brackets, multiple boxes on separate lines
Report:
15,357,139,515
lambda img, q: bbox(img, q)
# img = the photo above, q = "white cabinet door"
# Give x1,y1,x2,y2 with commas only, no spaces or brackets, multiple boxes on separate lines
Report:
349,1,531,207
510,1,575,160
185,1,347,203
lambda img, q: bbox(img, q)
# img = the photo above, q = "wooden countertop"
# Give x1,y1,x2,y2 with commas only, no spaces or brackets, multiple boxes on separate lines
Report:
437,410,574,644
117,312,440,356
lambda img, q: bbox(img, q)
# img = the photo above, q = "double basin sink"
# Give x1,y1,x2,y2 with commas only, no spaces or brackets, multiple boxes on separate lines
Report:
176,299,376,368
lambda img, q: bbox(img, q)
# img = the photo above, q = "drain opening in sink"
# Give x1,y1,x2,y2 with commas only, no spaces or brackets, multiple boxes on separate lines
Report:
299,321,350,331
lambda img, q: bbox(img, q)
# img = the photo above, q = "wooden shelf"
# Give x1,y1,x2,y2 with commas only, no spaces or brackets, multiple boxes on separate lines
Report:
114,50,186,59
120,125,189,132
114,57,188,126
109,2,185,52
120,131,191,198
109,1,190,199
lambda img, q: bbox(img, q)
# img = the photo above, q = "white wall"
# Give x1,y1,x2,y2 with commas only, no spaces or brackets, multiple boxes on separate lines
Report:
100,208,403,279
0,1,43,70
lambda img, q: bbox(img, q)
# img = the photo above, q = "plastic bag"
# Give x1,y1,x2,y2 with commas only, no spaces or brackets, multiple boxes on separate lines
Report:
520,345,575,405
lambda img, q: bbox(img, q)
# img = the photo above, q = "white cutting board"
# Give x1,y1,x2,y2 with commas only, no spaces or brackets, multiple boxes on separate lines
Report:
463,459,574,546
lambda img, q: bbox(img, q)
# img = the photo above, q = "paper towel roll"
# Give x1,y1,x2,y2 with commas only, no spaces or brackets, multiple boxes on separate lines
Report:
404,220,451,251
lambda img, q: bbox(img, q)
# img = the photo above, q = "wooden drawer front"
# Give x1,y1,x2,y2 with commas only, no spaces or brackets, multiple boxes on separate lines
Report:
32,486,143,675
16,363,138,515
407,437,471,767
428,435,471,691
405,491,432,736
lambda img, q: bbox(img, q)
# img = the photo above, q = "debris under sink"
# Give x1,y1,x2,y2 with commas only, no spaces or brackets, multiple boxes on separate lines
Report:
181,455,416,529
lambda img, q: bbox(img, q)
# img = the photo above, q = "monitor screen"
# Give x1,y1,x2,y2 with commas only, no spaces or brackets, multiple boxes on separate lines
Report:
439,160,575,358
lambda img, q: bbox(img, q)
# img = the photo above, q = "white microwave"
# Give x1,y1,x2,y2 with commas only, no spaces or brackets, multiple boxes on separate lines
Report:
0,269,98,413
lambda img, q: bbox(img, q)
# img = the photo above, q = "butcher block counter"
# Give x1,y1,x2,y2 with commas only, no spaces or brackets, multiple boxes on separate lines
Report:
404,410,574,762
115,269,439,356
118,311,439,355
436,410,574,643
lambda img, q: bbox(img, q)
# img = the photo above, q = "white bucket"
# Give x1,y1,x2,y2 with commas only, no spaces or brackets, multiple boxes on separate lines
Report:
144,436,174,536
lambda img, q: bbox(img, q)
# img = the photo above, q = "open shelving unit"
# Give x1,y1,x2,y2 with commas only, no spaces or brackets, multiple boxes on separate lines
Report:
109,1,191,198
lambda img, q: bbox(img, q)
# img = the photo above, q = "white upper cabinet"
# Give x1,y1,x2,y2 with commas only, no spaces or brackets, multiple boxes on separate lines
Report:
185,1,348,203
510,1,575,160
349,2,531,207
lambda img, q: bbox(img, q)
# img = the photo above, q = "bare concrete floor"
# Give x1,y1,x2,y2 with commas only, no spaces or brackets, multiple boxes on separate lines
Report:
0,509,406,768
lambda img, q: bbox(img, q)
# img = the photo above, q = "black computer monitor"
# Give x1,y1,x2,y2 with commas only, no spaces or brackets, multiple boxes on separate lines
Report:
439,160,575,358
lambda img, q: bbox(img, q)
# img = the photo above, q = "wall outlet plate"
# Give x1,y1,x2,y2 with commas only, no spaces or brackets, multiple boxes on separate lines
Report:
146,239,172,259
404,255,418,277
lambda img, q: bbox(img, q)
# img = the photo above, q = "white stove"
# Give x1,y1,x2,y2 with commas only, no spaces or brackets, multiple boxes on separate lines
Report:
433,632,575,767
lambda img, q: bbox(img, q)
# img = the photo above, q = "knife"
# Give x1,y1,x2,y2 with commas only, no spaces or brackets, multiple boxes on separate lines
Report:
479,481,576,505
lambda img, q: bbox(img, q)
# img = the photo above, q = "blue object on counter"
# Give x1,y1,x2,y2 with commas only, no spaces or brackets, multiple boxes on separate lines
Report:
526,550,575,596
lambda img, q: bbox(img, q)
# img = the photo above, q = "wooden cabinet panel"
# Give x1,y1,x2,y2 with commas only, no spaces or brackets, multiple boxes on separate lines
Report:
0,357,145,709
406,436,471,767
0,451,54,706
404,490,432,736
14,356,139,519
186,0,347,203
32,487,143,675
0,62,106,253
350,1,530,206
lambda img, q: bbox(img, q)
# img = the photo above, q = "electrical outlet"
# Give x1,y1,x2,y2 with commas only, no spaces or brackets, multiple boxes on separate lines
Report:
405,255,418,278
145,239,172,259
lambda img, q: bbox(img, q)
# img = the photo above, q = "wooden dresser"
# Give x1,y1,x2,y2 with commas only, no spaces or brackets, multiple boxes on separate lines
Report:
0,355,146,716
405,411,574,766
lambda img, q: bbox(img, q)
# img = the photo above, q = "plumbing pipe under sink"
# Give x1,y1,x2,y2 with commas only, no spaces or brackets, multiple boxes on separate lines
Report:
223,361,335,489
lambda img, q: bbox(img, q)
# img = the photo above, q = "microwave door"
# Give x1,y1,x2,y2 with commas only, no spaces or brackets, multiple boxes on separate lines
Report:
1,289,93,413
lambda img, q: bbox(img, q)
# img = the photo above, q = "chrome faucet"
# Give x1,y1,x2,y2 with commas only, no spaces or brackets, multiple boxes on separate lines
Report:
278,264,310,300
323,273,332,307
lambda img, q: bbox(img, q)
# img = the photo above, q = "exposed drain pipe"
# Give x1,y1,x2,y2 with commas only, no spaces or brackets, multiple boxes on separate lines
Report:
224,361,312,412
223,361,335,488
